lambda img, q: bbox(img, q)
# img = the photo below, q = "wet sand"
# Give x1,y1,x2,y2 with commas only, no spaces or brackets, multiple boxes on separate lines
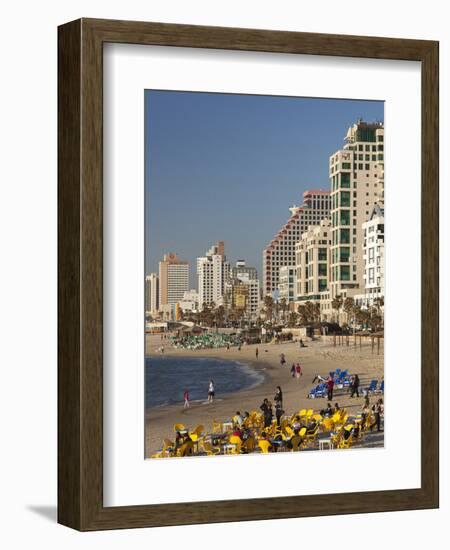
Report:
145,334,384,457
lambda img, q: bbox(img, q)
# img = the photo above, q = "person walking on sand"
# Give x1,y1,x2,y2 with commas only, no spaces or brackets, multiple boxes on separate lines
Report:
290,363,296,378
350,374,360,398
207,379,215,403
255,347,259,359
295,363,302,380
280,353,286,367
326,374,334,401
183,389,190,409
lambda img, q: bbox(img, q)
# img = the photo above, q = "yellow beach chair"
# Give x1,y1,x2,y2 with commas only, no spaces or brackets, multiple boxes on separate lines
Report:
258,439,271,454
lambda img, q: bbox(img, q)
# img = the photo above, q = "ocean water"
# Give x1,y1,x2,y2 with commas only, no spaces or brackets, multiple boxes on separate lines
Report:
145,355,264,408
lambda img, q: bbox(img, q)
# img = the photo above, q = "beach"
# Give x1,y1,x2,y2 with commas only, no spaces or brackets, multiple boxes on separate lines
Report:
145,333,384,457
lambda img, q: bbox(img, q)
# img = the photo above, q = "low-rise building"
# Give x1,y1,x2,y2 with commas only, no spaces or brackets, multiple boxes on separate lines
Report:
178,289,200,313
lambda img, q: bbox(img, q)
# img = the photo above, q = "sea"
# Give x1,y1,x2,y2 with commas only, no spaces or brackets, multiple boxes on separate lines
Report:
145,355,264,409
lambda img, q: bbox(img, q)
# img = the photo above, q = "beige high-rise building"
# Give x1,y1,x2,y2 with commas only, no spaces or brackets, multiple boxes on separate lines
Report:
263,190,330,297
329,120,384,299
145,273,159,314
295,219,332,318
158,253,189,306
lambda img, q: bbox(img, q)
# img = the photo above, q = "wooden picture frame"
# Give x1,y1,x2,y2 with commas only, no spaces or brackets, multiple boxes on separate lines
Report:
58,18,439,531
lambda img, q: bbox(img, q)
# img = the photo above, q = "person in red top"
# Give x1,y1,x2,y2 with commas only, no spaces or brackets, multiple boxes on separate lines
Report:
326,375,334,401
183,389,190,409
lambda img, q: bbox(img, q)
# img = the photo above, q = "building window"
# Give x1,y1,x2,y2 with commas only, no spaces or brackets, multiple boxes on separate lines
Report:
339,247,350,263
340,266,350,280
340,228,350,244
319,278,327,292
318,248,327,261
340,191,351,207
340,173,351,188
340,210,351,225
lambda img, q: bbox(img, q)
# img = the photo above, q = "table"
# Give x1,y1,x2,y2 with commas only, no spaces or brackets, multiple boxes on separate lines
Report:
222,443,237,454
318,438,334,450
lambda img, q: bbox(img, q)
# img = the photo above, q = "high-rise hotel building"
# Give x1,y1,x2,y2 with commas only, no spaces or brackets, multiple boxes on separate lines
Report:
263,190,330,296
329,120,384,299
145,273,159,314
158,253,189,306
295,219,333,319
197,241,231,308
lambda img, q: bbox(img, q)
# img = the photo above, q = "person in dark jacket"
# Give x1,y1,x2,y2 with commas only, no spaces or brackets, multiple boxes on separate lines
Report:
350,374,360,398
260,398,273,428
274,386,283,408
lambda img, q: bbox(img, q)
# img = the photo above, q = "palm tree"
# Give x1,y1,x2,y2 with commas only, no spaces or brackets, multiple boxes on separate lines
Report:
297,303,313,326
279,297,288,324
313,302,321,325
343,297,355,329
214,305,226,328
287,311,298,327
331,294,343,324
263,295,274,323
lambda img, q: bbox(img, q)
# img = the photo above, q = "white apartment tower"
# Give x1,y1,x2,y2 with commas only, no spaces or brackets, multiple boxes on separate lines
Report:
197,241,231,308
145,273,159,314
359,203,384,306
263,190,330,296
278,265,296,303
329,120,384,299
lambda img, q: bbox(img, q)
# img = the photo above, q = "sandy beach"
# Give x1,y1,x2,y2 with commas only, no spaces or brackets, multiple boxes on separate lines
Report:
145,334,384,457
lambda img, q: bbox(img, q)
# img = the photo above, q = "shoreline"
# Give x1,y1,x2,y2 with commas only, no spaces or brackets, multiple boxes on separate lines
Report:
145,334,384,457
145,353,270,409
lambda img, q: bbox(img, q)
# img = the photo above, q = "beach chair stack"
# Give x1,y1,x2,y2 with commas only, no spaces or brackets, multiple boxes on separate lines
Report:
308,383,326,398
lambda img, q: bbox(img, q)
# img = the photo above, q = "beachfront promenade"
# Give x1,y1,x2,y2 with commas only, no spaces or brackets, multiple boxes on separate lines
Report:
145,333,384,457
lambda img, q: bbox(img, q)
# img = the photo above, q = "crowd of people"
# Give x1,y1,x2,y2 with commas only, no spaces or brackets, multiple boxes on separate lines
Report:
170,332,242,350
153,380,384,458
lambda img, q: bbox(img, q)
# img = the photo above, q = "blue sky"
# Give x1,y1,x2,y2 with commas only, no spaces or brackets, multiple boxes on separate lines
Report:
145,91,384,287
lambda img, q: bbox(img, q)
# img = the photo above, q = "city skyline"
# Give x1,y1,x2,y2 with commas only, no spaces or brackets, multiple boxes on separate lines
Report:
145,91,384,287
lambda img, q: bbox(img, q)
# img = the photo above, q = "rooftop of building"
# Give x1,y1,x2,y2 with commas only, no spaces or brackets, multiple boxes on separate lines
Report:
303,189,331,197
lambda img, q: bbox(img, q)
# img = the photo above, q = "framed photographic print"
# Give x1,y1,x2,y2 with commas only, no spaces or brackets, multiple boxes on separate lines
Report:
58,18,439,530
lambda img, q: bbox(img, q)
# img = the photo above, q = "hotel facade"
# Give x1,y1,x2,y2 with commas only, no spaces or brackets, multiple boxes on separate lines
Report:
294,218,333,318
329,120,384,299
197,241,231,308
354,203,385,308
158,253,189,307
145,273,159,315
262,190,331,297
